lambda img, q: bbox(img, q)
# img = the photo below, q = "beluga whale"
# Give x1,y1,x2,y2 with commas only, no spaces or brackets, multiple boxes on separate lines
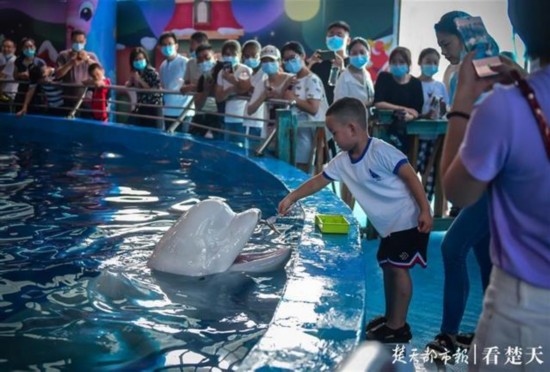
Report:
147,199,291,276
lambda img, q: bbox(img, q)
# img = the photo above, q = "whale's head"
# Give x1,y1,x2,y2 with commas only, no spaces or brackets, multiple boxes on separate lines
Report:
147,199,261,277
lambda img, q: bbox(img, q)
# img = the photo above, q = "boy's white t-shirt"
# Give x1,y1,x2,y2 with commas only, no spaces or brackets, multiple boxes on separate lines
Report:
216,63,253,123
243,70,267,129
323,137,420,237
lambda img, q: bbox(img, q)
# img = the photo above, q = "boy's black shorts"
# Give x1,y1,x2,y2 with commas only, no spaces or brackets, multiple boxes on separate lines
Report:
377,227,429,268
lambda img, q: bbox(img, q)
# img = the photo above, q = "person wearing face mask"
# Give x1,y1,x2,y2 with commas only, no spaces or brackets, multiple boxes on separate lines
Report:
214,40,252,144
441,1,550,365
56,29,99,111
0,38,18,112
126,47,163,129
14,37,46,114
190,44,222,138
158,31,191,132
425,11,494,359
309,20,351,105
247,45,293,140
281,41,329,172
333,37,375,209
181,31,209,95
373,46,423,154
415,48,449,203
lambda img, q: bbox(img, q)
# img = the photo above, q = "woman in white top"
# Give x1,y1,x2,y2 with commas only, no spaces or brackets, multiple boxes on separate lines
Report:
334,37,375,107
215,40,252,143
281,41,329,172
247,45,293,139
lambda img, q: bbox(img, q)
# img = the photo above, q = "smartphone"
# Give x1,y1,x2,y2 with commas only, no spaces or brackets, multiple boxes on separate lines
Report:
454,16,501,78
223,61,233,74
317,50,336,61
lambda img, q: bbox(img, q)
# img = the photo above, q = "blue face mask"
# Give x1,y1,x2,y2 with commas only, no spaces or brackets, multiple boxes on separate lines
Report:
190,51,197,59
23,48,35,58
389,64,409,78
244,58,260,69
326,36,345,51
261,61,279,76
199,59,215,73
350,54,369,69
72,42,85,52
421,64,438,77
222,56,238,66
161,45,176,57
283,57,302,74
133,59,147,71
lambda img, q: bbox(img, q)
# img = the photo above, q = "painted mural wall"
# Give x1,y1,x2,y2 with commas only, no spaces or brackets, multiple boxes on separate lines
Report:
1,0,398,85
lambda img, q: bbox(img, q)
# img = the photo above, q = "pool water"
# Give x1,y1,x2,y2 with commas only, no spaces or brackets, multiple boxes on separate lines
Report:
0,134,302,370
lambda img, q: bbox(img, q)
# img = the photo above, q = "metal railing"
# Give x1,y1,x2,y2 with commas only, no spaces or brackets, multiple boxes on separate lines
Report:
0,79,326,171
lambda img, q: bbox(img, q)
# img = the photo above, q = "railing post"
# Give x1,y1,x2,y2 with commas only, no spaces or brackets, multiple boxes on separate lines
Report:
167,96,195,133
67,87,88,119
276,108,297,166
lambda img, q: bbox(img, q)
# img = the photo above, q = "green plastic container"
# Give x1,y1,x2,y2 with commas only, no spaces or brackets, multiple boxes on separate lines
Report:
315,214,350,234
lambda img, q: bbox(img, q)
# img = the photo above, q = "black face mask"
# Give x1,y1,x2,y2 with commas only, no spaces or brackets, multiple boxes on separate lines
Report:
508,0,550,58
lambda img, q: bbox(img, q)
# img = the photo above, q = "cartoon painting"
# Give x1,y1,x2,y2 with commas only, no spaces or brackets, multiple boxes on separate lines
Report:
0,0,98,66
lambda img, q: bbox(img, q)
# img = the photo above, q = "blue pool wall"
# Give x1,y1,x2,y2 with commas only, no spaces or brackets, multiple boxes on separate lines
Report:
1,113,366,371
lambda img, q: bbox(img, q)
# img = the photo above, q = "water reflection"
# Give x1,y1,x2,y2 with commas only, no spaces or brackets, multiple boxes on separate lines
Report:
0,137,303,370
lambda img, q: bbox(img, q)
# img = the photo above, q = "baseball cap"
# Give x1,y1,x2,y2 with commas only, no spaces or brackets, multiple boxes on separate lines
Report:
260,45,281,61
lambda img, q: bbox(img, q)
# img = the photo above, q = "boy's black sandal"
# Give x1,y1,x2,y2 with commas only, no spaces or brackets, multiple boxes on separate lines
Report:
426,333,457,356
366,324,412,343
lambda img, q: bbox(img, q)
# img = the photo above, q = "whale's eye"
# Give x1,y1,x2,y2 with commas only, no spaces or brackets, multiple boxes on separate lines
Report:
79,1,94,22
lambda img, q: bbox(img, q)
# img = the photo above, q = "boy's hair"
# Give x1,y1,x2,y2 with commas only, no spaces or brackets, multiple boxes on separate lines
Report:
389,46,412,66
129,47,149,70
29,64,45,82
418,47,440,64
158,31,177,45
88,62,102,75
71,29,86,40
348,37,370,53
190,31,208,44
280,41,305,57
195,44,213,56
434,11,471,38
221,40,241,55
326,97,368,130
327,20,351,34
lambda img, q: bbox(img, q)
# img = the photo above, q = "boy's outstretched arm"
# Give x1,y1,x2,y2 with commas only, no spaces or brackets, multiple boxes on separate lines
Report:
278,173,331,215
397,163,433,233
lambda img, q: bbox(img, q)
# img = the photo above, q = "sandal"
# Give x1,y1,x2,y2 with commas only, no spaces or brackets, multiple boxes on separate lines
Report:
366,324,412,343
456,332,475,349
366,315,387,332
426,333,457,356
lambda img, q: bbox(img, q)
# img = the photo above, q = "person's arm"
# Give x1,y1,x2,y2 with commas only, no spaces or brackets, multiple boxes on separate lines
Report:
247,82,267,115
397,163,432,232
284,88,320,116
442,52,521,206
278,173,331,214
16,85,37,116
55,52,76,79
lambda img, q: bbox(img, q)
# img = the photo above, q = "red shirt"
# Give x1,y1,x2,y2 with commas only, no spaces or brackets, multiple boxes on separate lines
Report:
91,78,110,121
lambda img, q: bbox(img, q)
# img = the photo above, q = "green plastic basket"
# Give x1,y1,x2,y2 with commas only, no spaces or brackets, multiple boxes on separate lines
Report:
315,214,350,234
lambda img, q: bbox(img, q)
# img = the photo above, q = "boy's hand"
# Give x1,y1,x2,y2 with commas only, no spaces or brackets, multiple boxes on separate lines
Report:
278,195,295,215
16,108,27,117
417,210,433,233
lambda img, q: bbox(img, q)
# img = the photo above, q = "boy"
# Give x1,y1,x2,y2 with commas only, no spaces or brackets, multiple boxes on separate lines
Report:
278,97,432,343
84,63,110,122
17,64,65,117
